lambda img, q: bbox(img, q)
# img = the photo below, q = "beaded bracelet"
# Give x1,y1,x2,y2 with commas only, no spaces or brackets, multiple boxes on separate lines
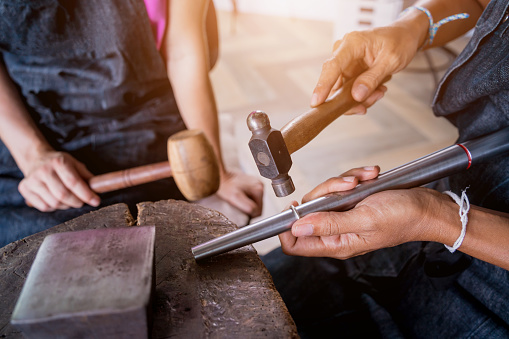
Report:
400,6,469,46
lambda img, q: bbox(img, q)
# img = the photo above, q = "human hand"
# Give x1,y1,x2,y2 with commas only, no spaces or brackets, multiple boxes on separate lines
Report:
18,151,100,212
311,24,422,108
279,167,443,259
216,170,264,218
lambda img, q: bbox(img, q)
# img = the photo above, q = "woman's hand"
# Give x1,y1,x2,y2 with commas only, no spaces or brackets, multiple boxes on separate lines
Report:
18,151,100,212
279,166,444,259
216,170,264,218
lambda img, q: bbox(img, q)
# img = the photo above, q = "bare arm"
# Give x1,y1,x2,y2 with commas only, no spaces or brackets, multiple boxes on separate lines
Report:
280,167,509,271
164,0,263,217
311,0,487,106
0,62,99,211
0,62,52,173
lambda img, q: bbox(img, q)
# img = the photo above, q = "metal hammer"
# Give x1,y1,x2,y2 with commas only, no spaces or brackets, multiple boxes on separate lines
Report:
247,79,357,197
193,126,509,260
88,129,220,201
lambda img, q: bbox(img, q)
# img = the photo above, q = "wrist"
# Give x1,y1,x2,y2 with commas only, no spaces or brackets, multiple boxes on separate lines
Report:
16,140,55,176
422,191,466,246
392,8,430,51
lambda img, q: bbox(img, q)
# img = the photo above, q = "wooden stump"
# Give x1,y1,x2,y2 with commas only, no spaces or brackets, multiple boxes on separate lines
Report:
0,200,298,338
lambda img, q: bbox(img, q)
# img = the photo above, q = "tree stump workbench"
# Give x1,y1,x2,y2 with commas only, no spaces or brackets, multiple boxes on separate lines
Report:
0,200,298,338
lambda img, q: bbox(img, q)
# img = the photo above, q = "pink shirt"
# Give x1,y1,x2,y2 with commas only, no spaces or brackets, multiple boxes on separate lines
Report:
144,0,167,49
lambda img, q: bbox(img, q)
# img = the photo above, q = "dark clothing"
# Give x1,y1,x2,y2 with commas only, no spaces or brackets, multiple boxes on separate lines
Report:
433,0,509,211
263,1,509,338
0,0,186,247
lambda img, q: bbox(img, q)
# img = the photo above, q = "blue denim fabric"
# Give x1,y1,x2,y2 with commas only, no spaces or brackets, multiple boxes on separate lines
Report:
263,1,509,337
0,0,186,247
263,244,509,339
432,0,509,212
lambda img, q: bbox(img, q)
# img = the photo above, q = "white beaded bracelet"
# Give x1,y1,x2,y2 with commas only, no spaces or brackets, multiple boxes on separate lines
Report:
443,189,470,253
400,6,470,46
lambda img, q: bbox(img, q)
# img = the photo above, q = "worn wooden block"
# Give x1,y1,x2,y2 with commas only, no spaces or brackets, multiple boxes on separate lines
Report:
137,200,298,338
10,225,155,339
2,200,297,338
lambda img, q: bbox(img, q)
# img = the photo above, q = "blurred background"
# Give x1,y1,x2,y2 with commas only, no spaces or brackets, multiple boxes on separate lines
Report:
209,0,470,254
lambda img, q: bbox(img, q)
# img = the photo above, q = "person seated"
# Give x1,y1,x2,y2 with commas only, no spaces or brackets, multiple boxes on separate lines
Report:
0,0,263,247
263,0,509,337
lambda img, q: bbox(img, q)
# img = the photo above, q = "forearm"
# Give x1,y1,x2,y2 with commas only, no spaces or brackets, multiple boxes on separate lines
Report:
166,0,226,175
428,195,509,271
167,58,225,173
395,0,485,50
0,63,53,175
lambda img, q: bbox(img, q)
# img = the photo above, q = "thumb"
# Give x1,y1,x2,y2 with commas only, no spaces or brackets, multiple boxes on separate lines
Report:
352,64,393,102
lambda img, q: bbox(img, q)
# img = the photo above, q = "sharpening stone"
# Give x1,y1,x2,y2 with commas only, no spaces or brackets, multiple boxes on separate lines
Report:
11,226,156,339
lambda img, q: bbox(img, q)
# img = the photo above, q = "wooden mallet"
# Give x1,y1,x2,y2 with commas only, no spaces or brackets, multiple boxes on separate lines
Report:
88,129,220,201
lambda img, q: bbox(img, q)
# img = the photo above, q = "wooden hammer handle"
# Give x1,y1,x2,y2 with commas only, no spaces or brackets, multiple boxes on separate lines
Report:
88,161,172,193
280,79,356,154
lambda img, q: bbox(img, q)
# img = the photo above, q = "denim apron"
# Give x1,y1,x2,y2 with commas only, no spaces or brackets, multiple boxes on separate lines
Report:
0,0,186,246
263,2,509,337
433,0,509,212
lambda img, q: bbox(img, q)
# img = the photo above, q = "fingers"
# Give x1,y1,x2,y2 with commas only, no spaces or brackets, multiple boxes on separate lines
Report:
302,176,358,203
19,152,100,212
311,34,368,107
245,180,264,217
340,166,380,181
311,57,343,107
311,27,404,107
301,166,380,203
352,66,392,102
217,172,264,218
65,161,100,207
280,208,371,258
19,182,55,211
278,201,299,252
230,192,260,218
292,210,362,238
344,85,387,115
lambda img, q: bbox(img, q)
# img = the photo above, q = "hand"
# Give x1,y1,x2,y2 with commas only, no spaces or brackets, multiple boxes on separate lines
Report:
216,170,264,218
279,167,443,259
18,151,100,212
311,24,422,107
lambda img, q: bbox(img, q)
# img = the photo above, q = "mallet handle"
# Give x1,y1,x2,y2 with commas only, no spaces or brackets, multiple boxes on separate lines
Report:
281,79,356,154
89,161,172,193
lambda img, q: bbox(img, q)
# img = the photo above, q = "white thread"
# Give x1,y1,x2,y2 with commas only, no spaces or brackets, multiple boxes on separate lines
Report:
443,189,470,253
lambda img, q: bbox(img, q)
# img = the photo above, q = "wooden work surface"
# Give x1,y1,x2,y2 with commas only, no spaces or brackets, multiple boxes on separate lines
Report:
0,200,298,338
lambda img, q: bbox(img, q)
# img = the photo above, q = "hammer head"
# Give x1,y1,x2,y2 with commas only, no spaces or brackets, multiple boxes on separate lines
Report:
247,111,295,197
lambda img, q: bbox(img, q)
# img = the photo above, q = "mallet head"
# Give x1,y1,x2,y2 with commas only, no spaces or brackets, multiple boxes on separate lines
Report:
168,130,220,201
247,111,295,197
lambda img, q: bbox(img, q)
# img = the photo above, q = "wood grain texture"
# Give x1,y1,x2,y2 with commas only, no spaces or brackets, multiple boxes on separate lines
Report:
281,78,356,154
1,200,297,338
89,162,172,193
87,129,220,200
137,200,298,339
167,130,220,201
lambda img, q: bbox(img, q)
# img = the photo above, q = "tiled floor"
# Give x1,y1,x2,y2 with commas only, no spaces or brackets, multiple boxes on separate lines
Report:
210,11,468,254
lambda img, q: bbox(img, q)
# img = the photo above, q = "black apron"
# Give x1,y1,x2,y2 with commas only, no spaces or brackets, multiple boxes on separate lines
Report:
0,0,186,246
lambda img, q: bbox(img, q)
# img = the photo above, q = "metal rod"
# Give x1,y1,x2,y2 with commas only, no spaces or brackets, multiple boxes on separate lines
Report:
193,127,509,260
